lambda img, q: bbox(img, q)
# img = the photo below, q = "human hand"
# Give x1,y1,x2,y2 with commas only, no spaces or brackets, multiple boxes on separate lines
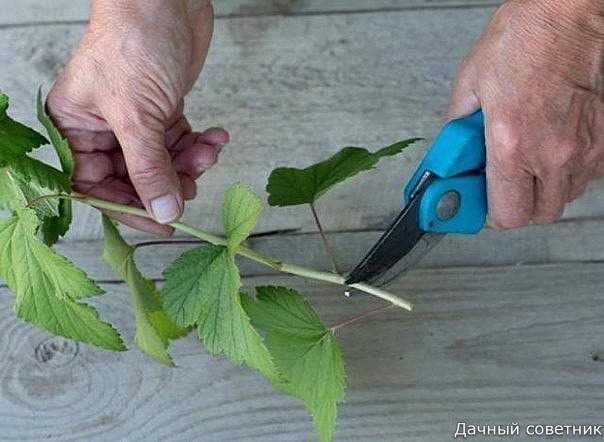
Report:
47,0,228,234
446,0,603,229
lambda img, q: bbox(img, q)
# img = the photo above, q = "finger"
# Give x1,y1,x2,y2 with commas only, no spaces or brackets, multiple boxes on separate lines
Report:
165,114,191,150
195,127,230,149
567,155,604,202
99,209,175,235
595,161,604,179
74,177,140,206
568,174,590,202
108,110,184,225
173,143,219,179
63,128,118,153
171,128,229,154
445,56,481,122
72,152,115,182
110,150,128,178
532,173,570,224
180,173,197,200
75,178,175,235
486,163,535,229
485,117,534,229
568,185,589,202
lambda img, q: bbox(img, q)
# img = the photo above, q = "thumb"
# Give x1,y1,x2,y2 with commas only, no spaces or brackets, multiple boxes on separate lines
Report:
110,112,184,224
445,57,481,122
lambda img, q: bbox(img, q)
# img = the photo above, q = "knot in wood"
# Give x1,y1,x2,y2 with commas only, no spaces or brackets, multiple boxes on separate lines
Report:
34,337,79,367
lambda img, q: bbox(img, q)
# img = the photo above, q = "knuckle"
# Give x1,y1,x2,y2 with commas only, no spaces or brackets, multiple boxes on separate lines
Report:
539,136,580,171
128,162,171,187
488,120,524,165
115,107,164,138
73,153,113,182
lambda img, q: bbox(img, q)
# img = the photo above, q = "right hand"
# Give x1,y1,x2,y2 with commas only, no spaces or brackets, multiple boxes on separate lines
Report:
446,0,603,229
47,0,228,234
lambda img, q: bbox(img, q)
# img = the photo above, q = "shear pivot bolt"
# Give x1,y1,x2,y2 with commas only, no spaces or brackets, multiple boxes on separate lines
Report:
436,191,460,221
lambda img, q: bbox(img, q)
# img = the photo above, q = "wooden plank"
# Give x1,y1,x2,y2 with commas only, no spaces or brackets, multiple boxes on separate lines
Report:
1,263,603,440
217,0,502,17
0,1,503,26
31,217,604,283
2,7,602,244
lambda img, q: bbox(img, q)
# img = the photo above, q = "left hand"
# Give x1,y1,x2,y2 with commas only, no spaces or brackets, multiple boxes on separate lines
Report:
47,0,228,234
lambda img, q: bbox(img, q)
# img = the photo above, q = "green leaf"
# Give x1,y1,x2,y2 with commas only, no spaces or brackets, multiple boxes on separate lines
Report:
162,246,226,327
148,310,191,341
0,91,72,245
0,92,47,158
266,138,421,206
102,215,187,366
222,184,263,252
162,183,278,378
162,244,280,380
36,89,74,245
10,170,60,218
243,286,346,442
1,156,68,243
41,199,71,246
37,88,74,176
9,154,70,192
0,168,26,212
0,208,125,350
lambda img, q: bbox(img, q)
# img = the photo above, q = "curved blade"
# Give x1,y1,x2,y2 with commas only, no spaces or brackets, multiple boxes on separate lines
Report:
345,175,444,286
365,231,444,286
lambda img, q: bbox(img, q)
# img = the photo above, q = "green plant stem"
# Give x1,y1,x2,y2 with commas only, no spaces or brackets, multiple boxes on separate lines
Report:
134,239,203,249
71,194,413,311
309,202,342,275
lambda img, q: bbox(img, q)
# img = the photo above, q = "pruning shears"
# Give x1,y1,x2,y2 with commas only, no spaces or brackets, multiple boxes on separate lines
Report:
346,110,487,286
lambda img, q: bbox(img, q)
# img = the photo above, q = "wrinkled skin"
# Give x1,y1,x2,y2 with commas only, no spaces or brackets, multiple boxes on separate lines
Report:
49,0,602,234
447,0,603,229
47,0,228,234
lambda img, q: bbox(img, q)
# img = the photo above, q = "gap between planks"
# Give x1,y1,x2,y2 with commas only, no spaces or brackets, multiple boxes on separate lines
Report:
1,217,604,289
0,1,504,28
0,262,603,440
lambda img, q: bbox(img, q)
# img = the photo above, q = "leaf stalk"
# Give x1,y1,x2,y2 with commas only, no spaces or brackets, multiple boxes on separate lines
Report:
309,202,342,275
330,304,394,333
70,194,413,311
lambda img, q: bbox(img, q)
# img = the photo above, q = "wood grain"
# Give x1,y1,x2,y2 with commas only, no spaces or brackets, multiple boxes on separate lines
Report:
2,3,603,441
1,263,603,440
2,7,493,241
0,0,503,26
39,217,604,283
2,7,603,242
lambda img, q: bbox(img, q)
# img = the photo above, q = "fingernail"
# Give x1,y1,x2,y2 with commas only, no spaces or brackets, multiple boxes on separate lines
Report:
216,142,228,152
150,194,181,224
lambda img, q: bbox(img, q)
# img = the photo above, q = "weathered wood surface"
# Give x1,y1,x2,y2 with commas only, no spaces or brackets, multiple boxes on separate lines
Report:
1,263,603,440
2,6,492,241
3,4,603,242
2,2,604,441
48,217,604,282
0,0,503,26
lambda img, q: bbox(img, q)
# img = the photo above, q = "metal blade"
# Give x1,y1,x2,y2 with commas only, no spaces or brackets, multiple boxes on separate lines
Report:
345,171,443,286
365,232,444,286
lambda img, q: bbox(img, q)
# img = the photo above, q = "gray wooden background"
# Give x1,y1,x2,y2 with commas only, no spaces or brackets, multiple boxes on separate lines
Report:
1,1,603,441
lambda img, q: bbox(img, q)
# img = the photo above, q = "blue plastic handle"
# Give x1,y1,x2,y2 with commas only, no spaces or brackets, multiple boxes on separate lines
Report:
403,110,487,234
